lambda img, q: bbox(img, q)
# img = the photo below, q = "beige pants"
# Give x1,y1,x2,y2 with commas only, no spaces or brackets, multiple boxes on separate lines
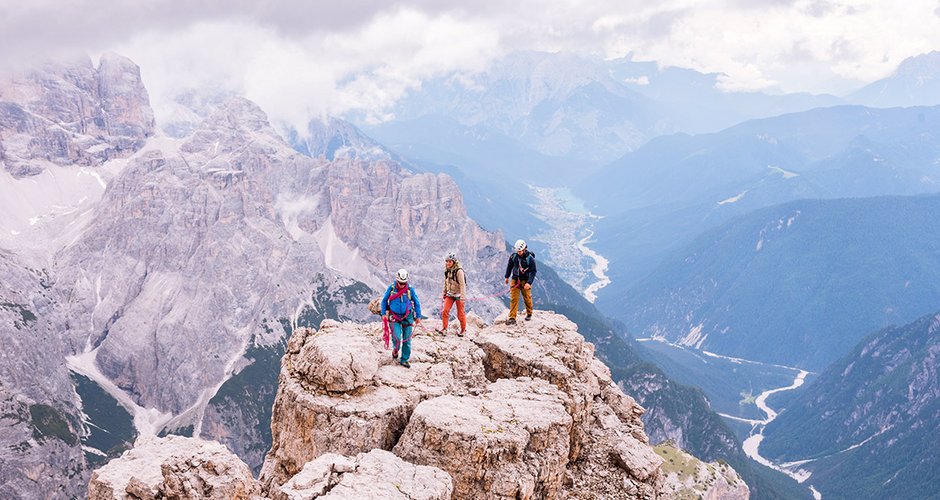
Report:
509,279,533,319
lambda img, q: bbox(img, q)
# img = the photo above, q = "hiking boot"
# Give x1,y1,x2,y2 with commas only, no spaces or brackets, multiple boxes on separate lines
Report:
457,330,466,337
401,361,411,368
506,318,516,325
434,328,446,336
392,349,399,359
525,314,532,321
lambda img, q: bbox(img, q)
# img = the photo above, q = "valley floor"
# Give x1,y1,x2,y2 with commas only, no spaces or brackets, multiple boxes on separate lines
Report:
529,185,610,302
637,339,823,499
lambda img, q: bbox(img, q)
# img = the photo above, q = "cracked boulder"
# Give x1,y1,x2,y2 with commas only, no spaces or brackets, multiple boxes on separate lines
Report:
88,435,260,499
394,378,572,499
276,449,452,500
293,323,379,392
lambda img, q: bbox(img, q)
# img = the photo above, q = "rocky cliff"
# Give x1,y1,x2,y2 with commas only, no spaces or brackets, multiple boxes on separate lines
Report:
0,249,86,498
0,53,154,177
88,311,746,499
50,94,505,426
1,54,506,497
255,311,745,498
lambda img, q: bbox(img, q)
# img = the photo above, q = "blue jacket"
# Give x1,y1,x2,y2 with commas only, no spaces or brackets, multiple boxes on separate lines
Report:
381,283,421,319
505,250,537,283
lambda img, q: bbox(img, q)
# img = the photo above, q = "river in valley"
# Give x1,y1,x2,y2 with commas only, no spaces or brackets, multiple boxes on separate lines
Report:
529,186,610,303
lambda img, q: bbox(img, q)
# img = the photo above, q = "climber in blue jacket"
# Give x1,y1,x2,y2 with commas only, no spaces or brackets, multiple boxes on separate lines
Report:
381,268,422,368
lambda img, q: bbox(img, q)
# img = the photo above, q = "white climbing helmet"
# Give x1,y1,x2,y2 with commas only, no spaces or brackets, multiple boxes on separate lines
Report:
513,239,527,252
395,268,409,283
445,251,457,262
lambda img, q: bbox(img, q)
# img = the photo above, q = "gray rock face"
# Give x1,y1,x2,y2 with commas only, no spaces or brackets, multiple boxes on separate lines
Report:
2,65,512,496
259,312,671,498
0,383,86,499
322,155,506,316
52,95,506,419
611,437,665,481
290,117,396,162
477,312,608,460
0,53,154,177
87,435,260,499
394,378,573,499
259,319,487,489
0,252,85,499
276,449,452,500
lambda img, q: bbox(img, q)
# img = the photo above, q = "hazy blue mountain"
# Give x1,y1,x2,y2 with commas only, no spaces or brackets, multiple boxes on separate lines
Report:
761,310,940,499
365,50,848,172
620,194,940,370
608,57,843,134
584,105,940,214
582,105,940,314
371,51,665,166
363,114,587,184
849,51,940,108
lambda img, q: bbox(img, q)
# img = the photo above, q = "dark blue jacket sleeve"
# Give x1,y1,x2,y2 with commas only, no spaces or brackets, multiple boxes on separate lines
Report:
527,255,537,284
505,254,514,279
381,285,392,315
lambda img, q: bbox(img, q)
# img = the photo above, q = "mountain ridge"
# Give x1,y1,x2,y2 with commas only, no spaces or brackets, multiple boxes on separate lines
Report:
619,193,940,370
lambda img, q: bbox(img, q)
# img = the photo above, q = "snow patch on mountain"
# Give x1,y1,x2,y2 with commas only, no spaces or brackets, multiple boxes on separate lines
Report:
718,191,747,205
67,349,174,437
313,217,383,290
0,136,182,266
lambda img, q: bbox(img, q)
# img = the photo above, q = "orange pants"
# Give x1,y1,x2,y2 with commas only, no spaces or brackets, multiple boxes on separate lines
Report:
442,296,466,332
509,279,533,319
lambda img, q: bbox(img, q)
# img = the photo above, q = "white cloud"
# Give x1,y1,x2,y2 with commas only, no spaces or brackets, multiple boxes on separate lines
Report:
115,9,499,131
5,0,940,124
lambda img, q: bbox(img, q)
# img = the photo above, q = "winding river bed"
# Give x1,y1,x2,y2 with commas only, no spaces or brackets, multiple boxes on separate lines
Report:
737,367,822,499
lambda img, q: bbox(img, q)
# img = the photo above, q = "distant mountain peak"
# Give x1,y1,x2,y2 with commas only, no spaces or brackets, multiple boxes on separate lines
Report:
289,116,395,162
894,50,940,80
849,50,940,107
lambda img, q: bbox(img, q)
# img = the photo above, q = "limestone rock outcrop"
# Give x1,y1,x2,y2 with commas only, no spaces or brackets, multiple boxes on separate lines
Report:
89,311,746,499
259,312,669,498
259,319,488,489
88,435,260,499
276,449,452,500
394,378,573,499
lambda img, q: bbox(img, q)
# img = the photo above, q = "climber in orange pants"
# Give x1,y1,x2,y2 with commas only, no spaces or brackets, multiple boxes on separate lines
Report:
439,252,467,336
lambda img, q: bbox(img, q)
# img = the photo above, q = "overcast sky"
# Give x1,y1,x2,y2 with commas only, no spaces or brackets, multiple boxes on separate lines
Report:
3,0,940,128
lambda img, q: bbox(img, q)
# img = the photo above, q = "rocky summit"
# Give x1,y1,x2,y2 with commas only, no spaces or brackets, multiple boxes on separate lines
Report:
0,53,154,177
89,310,747,499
